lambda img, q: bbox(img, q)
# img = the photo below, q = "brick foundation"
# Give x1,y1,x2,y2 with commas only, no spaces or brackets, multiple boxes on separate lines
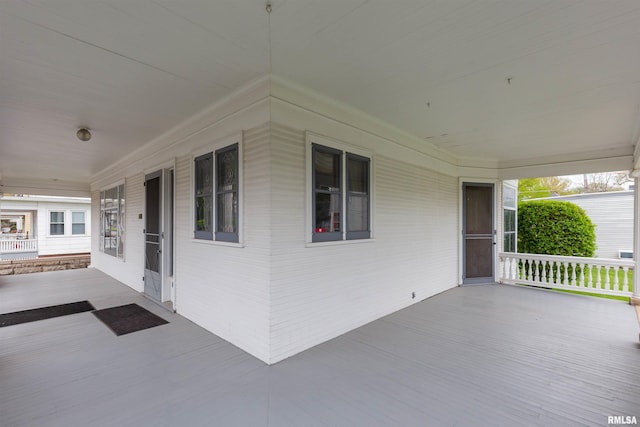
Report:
0,255,90,276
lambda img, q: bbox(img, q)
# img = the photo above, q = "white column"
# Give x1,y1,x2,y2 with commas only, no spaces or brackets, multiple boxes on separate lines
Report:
633,176,640,304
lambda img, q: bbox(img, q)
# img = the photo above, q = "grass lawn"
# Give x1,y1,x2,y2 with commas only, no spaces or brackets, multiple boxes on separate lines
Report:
516,283,631,302
551,288,630,302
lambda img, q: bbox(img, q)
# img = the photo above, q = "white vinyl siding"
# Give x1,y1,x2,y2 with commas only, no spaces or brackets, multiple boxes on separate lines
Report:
88,78,464,364
270,123,458,363
176,125,270,362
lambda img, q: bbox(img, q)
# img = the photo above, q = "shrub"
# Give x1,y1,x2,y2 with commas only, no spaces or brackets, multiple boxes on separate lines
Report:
518,200,596,257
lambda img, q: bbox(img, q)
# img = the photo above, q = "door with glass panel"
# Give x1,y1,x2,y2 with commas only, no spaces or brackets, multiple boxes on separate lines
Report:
463,183,495,284
144,171,162,301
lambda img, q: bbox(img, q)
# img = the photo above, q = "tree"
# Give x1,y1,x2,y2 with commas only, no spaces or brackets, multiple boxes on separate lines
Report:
579,171,631,193
518,176,575,201
518,178,551,201
539,176,574,196
518,200,596,257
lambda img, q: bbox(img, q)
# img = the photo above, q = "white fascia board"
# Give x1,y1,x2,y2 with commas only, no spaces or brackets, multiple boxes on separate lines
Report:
498,153,633,180
270,76,461,168
0,177,90,198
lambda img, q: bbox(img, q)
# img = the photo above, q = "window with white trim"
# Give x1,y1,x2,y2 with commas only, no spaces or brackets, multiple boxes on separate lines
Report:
503,183,517,252
100,184,125,258
49,211,65,235
72,211,86,235
194,143,239,243
311,142,371,242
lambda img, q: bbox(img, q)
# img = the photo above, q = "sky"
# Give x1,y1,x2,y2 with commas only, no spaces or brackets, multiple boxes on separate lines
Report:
558,172,633,190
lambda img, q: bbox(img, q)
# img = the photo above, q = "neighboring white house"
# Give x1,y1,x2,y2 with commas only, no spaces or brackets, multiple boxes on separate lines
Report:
534,191,633,260
0,195,91,260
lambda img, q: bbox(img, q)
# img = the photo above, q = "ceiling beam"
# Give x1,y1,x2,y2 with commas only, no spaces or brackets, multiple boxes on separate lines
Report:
0,177,90,198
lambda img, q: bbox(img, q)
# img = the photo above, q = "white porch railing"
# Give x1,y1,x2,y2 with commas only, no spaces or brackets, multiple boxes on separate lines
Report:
0,238,38,260
499,252,634,297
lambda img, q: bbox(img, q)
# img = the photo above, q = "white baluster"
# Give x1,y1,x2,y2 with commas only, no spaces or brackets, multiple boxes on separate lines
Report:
621,266,630,294
537,261,542,284
504,256,510,281
593,263,601,290
583,263,590,289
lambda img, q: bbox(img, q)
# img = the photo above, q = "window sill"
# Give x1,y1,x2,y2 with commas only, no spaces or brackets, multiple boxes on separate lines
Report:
305,238,376,248
99,251,125,261
192,239,244,248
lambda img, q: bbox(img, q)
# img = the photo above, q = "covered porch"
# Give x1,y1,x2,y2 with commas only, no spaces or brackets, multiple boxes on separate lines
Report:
1,209,37,260
1,268,638,426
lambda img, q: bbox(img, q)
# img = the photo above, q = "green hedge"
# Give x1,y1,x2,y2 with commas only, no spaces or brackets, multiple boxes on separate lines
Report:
518,200,596,257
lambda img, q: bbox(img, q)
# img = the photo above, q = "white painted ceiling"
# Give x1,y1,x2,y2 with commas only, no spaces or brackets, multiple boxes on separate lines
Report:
2,0,640,191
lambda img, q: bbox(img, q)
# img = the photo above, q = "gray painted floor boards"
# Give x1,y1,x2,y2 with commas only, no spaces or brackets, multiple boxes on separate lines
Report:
1,268,639,426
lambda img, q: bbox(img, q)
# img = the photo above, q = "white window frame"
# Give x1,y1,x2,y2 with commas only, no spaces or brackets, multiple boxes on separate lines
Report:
305,132,374,246
191,133,243,247
502,182,518,253
99,181,125,259
49,210,65,236
71,210,87,235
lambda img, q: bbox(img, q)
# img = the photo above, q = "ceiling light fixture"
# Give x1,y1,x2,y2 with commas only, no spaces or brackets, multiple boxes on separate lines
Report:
76,128,92,142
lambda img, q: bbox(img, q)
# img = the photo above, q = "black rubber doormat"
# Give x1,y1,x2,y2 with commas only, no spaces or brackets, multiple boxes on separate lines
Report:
0,300,95,327
92,303,169,336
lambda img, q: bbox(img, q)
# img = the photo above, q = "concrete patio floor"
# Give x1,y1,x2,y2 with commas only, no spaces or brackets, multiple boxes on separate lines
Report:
1,268,639,426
